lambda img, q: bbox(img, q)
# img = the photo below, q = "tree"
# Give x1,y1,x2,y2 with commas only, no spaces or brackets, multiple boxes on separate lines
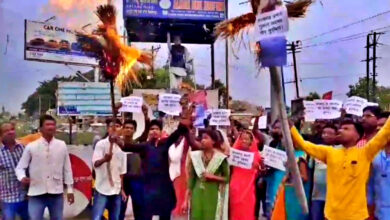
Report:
305,92,321,101
347,77,390,109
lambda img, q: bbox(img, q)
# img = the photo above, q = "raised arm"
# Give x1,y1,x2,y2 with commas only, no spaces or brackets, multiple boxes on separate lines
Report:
135,108,150,143
291,126,331,163
252,116,265,146
164,123,189,149
364,117,390,161
122,142,149,153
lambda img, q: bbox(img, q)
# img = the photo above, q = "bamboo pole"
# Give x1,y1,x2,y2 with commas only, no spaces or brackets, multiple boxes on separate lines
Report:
269,66,308,214
107,79,116,187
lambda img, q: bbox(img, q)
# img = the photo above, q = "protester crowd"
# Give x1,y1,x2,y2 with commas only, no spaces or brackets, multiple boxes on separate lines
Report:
0,103,390,220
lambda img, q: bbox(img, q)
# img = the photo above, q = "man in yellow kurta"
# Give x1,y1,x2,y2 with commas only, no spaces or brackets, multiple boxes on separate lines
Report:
290,118,390,220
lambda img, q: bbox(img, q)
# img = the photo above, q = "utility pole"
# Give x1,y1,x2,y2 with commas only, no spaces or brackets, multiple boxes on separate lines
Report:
287,41,302,99
150,45,161,75
362,32,383,102
372,31,384,101
366,34,370,101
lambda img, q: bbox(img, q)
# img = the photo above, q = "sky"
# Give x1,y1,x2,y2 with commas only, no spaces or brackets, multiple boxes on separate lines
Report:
1,0,390,114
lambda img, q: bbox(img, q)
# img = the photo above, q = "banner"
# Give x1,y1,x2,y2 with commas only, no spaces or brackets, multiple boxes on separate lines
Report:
262,145,287,171
123,0,225,21
158,93,182,116
209,109,231,126
119,96,143,113
228,148,254,169
25,20,97,66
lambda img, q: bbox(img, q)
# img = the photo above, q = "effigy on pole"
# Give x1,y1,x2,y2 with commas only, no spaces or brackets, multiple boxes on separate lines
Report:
76,4,152,186
214,0,313,214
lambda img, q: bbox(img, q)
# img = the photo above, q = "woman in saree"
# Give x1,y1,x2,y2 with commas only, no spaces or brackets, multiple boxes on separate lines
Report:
229,130,264,220
182,129,230,220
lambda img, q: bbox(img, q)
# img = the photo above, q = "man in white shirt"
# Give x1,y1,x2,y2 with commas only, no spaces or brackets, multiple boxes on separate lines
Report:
15,115,74,220
92,118,127,220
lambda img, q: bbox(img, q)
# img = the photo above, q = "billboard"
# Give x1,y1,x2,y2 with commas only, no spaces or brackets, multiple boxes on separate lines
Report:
57,82,120,116
24,20,98,66
123,0,226,21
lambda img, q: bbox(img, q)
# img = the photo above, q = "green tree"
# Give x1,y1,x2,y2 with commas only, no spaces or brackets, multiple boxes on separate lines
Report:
347,77,390,109
305,92,321,101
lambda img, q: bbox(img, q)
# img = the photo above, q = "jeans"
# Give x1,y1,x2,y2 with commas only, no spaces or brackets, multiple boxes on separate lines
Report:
310,200,325,220
28,193,64,220
92,191,121,220
120,178,145,220
1,200,29,220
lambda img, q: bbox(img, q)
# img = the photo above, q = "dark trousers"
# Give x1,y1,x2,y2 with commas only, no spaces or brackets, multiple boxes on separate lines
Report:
255,177,267,218
1,200,29,220
120,178,145,220
310,200,325,220
28,193,64,220
92,191,121,220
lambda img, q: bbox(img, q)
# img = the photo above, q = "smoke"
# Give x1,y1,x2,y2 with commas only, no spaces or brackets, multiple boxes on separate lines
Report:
42,0,107,29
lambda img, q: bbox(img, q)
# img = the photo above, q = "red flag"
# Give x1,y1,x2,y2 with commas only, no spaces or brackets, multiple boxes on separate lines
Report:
322,91,333,100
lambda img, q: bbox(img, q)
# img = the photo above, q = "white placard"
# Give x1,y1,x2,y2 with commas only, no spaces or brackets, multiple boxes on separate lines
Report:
210,109,231,126
251,116,268,129
228,148,255,169
255,6,289,40
262,145,287,171
366,102,379,107
314,100,343,119
344,96,368,117
303,101,318,122
158,93,182,116
119,96,143,113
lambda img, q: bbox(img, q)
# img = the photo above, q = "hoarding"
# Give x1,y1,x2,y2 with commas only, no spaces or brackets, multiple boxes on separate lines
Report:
57,82,120,116
123,0,226,21
25,20,98,66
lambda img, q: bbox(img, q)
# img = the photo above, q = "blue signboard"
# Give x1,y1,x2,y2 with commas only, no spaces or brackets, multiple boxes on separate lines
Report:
57,82,120,116
123,0,225,21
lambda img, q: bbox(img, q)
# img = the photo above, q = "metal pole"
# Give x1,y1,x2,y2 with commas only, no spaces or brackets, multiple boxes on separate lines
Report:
269,66,308,214
281,66,286,105
211,43,215,89
291,42,300,98
372,32,377,101
366,34,370,101
225,39,229,108
38,95,41,115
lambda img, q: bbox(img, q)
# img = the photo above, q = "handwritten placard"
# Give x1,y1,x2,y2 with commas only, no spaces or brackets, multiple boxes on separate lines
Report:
262,145,287,171
119,96,143,113
314,100,343,119
251,116,268,129
303,101,318,122
255,6,289,40
209,109,231,126
228,148,255,169
158,93,182,116
343,96,368,117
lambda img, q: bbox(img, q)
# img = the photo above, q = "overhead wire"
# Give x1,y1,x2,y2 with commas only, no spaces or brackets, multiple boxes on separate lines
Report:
301,9,390,42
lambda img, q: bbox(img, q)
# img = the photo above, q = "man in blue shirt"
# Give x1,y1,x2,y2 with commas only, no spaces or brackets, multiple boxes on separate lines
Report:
0,123,28,220
368,112,390,220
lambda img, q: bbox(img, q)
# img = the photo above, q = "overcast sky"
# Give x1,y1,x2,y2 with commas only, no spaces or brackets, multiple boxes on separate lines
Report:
1,0,390,113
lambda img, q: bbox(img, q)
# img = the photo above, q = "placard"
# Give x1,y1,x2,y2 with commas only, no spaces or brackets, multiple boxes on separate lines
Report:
314,100,343,119
228,148,254,169
251,116,268,129
343,96,368,117
158,93,182,116
255,6,289,40
303,101,317,122
25,20,97,66
119,96,143,113
209,109,231,126
262,145,287,171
